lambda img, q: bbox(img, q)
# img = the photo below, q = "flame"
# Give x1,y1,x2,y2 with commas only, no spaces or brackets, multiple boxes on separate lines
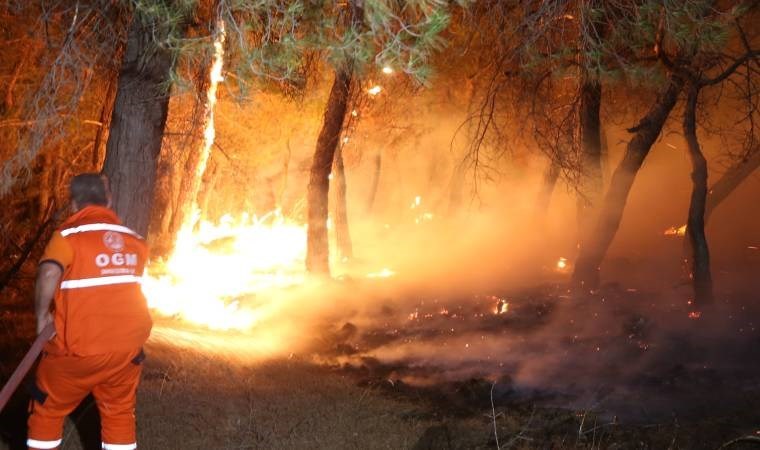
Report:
382,66,393,74
556,257,568,270
367,85,382,96
143,211,307,330
664,225,687,236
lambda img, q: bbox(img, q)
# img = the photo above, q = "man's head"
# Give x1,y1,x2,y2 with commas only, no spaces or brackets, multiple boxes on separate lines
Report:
69,173,111,211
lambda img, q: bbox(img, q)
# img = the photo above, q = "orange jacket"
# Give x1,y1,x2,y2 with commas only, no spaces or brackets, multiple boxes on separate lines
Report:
40,205,153,356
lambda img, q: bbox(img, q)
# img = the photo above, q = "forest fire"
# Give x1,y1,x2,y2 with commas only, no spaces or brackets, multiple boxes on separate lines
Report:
1,1,759,448
142,211,306,330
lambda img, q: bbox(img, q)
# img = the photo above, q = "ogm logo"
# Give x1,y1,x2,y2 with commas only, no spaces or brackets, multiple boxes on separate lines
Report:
103,231,125,251
95,253,138,267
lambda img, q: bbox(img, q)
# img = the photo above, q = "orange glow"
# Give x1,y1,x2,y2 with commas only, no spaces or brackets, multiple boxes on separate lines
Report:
367,268,395,278
664,225,687,236
367,85,382,96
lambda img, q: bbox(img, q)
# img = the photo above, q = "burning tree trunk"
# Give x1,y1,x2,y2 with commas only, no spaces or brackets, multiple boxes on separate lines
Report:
197,157,218,222
333,145,353,260
306,0,365,274
682,84,713,306
169,18,225,239
577,76,603,236
306,69,352,274
572,75,684,289
101,10,175,236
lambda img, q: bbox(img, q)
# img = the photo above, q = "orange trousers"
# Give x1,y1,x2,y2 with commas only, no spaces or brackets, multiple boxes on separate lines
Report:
27,349,143,450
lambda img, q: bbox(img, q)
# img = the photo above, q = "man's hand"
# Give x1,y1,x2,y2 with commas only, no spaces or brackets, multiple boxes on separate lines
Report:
36,311,53,336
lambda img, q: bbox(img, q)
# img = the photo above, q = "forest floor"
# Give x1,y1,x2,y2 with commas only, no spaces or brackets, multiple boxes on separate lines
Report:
1,263,760,449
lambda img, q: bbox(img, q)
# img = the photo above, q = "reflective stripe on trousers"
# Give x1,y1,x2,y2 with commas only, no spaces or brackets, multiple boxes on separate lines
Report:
60,275,142,290
102,443,137,450
27,438,62,449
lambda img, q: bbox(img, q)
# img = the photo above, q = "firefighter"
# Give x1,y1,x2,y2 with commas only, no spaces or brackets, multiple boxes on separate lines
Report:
27,173,153,450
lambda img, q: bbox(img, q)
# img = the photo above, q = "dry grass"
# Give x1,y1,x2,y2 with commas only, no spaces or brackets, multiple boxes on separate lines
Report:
2,292,759,449
133,342,432,449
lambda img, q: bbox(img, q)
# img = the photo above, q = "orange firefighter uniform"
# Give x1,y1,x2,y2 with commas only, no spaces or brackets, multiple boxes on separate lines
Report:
27,205,152,450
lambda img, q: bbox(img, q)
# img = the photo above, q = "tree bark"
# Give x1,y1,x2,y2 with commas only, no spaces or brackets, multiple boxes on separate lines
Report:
306,69,352,274
333,145,353,260
682,84,713,306
91,76,118,170
576,1,605,239
101,9,174,236
572,75,684,289
577,76,603,236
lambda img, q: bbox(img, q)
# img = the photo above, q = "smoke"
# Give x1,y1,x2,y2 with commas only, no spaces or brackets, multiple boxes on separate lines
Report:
151,71,760,422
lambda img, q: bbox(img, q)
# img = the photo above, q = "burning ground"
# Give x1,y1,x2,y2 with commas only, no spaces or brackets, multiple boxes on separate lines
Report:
2,204,760,448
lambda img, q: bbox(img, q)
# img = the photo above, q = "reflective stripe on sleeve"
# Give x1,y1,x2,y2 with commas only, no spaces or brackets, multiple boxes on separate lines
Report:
60,275,142,290
60,223,143,239
27,438,63,449
102,443,137,450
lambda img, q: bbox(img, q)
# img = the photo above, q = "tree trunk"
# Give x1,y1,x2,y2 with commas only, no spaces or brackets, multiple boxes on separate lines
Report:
682,85,713,306
577,76,603,237
306,69,352,274
447,160,468,215
366,150,382,214
536,158,560,217
91,76,118,170
576,1,605,239
196,157,218,223
572,75,684,289
101,10,174,236
333,145,353,260
169,18,224,239
704,146,760,221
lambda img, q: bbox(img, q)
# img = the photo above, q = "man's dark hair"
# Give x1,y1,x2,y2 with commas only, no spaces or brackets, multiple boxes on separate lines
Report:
70,173,109,208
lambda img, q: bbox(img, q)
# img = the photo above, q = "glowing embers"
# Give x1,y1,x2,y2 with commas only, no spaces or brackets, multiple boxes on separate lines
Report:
410,195,434,225
367,85,382,96
494,298,509,315
664,225,687,236
143,210,307,330
688,311,702,319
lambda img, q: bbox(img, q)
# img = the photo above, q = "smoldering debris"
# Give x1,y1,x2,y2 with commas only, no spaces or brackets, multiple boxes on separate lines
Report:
313,280,760,422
